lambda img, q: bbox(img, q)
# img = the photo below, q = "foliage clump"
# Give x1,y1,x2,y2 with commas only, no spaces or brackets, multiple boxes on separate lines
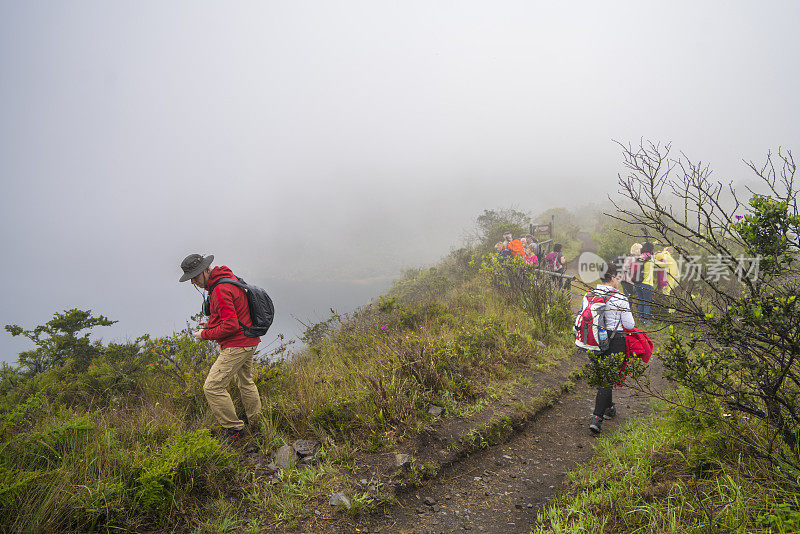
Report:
0,206,578,531
605,141,800,483
135,428,230,513
5,309,115,375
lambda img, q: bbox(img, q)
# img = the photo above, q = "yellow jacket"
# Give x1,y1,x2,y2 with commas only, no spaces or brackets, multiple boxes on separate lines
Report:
641,254,655,287
655,251,680,294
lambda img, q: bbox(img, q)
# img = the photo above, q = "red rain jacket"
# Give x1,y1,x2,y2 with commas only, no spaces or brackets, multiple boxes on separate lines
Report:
508,239,525,258
200,266,259,349
625,327,653,363
617,327,653,384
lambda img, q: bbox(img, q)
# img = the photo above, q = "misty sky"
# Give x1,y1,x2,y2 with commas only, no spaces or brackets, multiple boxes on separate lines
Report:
2,1,799,363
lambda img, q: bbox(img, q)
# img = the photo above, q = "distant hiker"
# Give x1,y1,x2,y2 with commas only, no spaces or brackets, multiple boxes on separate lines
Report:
526,236,540,257
507,237,525,259
179,253,263,442
525,244,539,265
502,233,513,248
575,262,636,434
620,243,641,300
633,242,655,323
545,243,566,273
532,238,544,266
654,246,680,315
655,246,679,294
495,241,511,259
545,243,566,286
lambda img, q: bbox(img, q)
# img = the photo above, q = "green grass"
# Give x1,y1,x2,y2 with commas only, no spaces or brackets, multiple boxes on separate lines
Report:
256,271,567,448
0,404,237,532
533,393,800,534
0,254,575,531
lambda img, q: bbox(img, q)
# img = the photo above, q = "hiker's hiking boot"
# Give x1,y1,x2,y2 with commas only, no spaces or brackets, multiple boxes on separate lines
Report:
589,415,603,434
603,404,617,420
222,427,245,444
243,413,261,431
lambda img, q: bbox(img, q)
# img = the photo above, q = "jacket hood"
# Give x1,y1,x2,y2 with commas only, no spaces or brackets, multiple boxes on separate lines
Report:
206,265,237,289
595,284,618,294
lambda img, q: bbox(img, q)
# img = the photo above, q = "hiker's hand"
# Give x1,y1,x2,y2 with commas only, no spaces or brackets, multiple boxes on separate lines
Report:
198,321,207,328
193,330,204,340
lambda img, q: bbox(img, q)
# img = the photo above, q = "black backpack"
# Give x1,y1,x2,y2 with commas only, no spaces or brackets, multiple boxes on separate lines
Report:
612,255,626,274
631,256,648,284
208,277,275,337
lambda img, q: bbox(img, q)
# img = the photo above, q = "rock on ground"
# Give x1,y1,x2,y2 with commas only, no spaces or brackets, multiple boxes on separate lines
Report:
293,439,321,457
275,445,297,469
329,491,351,509
428,405,444,417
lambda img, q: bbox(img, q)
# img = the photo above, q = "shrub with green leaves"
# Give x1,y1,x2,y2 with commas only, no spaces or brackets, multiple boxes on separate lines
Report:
610,142,800,482
478,255,572,340
5,309,116,375
135,428,231,513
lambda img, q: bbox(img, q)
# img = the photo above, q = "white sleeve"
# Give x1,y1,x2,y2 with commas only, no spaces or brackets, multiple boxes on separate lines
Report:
610,294,636,330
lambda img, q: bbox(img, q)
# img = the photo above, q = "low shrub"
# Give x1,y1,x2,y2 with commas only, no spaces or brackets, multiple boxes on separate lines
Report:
135,428,232,514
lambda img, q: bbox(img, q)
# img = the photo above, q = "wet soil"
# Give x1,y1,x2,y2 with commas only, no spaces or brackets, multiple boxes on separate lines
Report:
291,351,666,534
347,356,664,533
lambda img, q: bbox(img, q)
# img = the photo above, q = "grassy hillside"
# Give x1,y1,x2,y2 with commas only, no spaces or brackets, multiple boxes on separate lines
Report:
0,239,573,532
6,197,798,533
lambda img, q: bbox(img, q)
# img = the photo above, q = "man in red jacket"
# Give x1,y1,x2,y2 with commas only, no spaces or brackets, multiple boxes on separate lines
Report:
179,253,261,442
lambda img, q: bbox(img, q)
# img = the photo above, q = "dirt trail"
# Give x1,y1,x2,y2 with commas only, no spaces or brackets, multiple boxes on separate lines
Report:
342,356,665,534
307,233,666,534
564,231,597,275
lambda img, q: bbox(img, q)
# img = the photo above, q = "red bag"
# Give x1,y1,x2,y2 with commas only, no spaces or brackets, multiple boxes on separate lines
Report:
574,290,616,351
617,327,653,384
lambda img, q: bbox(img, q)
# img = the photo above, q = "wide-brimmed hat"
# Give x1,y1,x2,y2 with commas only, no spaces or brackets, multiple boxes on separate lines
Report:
179,253,214,282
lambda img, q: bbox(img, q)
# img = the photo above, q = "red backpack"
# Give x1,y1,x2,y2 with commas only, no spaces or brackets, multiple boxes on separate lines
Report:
574,289,616,352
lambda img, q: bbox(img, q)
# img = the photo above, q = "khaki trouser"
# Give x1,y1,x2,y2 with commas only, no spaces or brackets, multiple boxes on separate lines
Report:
203,346,262,430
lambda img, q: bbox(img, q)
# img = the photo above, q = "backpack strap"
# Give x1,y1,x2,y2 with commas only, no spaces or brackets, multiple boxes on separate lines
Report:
589,287,617,300
210,276,244,290
591,287,621,341
208,277,241,301
207,277,252,329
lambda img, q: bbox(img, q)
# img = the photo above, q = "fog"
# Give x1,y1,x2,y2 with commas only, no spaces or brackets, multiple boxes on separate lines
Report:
2,1,799,362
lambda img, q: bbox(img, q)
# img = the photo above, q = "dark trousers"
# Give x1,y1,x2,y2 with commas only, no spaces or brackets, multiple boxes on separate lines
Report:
620,281,635,298
635,283,653,322
593,334,627,417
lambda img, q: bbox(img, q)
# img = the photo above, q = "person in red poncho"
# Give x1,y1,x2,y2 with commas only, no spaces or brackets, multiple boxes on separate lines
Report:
179,253,262,443
507,238,525,259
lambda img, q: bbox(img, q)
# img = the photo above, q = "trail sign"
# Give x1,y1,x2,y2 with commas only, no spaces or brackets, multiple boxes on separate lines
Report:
531,224,552,237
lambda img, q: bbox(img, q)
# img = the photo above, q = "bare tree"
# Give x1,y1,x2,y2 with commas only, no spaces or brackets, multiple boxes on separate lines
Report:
604,140,800,481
